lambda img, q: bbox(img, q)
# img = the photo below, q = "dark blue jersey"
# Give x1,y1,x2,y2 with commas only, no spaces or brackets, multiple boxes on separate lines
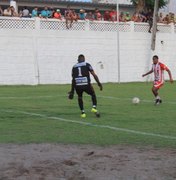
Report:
72,62,93,86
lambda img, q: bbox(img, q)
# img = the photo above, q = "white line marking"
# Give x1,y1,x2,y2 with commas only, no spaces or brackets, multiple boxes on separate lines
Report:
2,109,176,140
1,94,176,104
0,95,66,99
98,95,176,104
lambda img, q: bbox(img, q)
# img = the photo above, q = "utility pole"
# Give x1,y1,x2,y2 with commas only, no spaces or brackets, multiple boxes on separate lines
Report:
10,0,18,12
151,0,159,51
116,0,120,83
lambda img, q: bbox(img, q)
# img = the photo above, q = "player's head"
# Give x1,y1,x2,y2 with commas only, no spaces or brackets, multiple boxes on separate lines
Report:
153,55,159,64
78,54,85,62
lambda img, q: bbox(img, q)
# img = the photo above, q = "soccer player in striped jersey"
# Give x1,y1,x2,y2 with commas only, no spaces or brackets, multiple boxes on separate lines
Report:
68,54,103,118
142,55,173,105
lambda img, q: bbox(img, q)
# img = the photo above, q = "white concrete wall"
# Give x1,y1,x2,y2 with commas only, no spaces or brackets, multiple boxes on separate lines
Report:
0,19,176,85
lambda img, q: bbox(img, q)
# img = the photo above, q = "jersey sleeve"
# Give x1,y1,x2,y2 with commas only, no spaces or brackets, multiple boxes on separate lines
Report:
160,63,169,70
87,63,94,72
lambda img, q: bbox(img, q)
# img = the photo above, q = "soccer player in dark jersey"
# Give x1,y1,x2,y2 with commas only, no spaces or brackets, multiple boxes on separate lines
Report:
68,54,103,118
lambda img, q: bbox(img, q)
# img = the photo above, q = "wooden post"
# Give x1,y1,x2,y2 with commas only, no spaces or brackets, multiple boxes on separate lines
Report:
151,0,159,51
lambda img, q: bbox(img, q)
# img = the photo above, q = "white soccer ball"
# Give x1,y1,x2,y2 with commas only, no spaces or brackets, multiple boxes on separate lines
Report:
132,97,140,104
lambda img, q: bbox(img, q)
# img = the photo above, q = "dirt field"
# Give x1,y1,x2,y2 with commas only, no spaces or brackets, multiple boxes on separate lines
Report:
0,144,176,180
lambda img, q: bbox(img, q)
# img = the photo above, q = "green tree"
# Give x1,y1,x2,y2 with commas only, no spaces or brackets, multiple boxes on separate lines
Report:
130,0,168,12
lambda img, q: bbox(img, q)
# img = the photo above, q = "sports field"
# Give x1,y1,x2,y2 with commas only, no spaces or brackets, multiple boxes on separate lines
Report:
0,82,176,148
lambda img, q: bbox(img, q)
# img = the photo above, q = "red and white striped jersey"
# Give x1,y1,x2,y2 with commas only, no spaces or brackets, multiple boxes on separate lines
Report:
152,62,168,82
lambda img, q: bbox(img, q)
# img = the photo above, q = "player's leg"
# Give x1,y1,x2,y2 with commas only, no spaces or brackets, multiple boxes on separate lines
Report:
85,85,100,117
85,85,97,108
65,18,69,29
70,18,73,28
76,88,86,118
148,19,152,33
152,82,163,105
152,86,159,103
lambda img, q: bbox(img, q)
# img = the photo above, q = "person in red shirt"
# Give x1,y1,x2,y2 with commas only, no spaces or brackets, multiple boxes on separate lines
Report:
109,9,117,22
142,55,173,105
53,9,62,20
94,9,102,21
104,11,110,21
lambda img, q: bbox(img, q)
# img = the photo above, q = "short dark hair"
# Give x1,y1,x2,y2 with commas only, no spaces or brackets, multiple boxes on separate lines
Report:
78,54,84,59
153,55,158,59
78,54,85,62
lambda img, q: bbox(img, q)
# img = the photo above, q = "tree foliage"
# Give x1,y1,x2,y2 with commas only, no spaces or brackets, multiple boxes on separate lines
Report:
130,0,168,12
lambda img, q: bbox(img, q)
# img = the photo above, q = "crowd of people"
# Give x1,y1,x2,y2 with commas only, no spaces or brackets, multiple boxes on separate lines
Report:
0,5,176,29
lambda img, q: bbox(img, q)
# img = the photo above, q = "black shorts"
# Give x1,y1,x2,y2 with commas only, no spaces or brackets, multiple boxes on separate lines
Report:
75,84,95,97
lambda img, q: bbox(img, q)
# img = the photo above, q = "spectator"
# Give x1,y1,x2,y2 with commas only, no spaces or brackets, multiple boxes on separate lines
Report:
147,9,159,33
53,9,62,20
139,11,147,22
163,14,170,24
10,6,18,17
79,9,86,20
147,9,153,33
40,6,50,18
71,10,78,22
124,12,131,22
109,9,117,22
158,12,164,23
85,11,94,21
119,12,125,22
169,13,175,24
132,12,141,22
65,9,78,29
65,5,73,28
103,11,110,21
31,7,38,17
48,7,54,18
3,6,12,17
21,6,30,18
0,6,3,16
173,13,176,24
64,5,72,19
94,9,102,21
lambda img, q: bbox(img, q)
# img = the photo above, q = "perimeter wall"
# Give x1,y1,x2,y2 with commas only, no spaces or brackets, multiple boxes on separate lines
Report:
0,17,176,85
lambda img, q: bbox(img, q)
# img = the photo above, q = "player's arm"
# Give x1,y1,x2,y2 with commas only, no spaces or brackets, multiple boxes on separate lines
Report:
70,78,75,92
90,70,103,91
142,69,153,77
166,69,174,83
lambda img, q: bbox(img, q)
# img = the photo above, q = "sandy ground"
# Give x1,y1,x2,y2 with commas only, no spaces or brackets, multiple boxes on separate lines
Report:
0,144,176,180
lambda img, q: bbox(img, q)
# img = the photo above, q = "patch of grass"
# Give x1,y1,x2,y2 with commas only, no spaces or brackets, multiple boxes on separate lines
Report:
0,83,175,147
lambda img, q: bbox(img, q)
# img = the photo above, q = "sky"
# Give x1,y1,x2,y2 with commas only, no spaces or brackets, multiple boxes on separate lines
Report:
160,0,176,13
166,0,176,13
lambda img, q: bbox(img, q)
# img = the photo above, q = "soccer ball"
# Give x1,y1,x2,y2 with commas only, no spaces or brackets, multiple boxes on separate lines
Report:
132,97,140,104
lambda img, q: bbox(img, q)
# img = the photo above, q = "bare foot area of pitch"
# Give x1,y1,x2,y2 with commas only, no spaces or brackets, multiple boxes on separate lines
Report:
0,144,175,179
